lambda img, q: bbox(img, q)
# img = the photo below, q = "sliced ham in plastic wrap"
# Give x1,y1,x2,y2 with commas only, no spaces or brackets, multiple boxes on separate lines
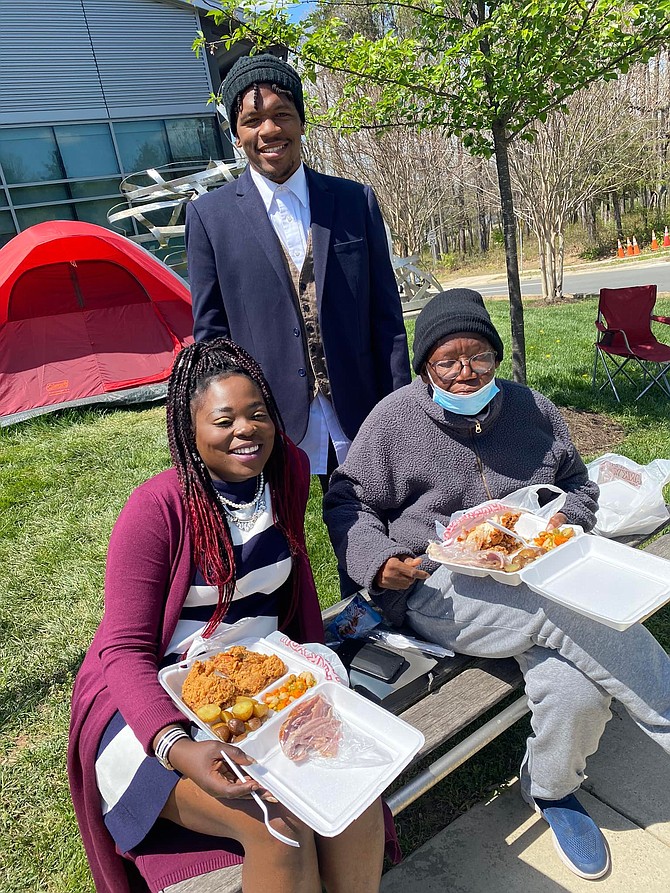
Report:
279,694,342,762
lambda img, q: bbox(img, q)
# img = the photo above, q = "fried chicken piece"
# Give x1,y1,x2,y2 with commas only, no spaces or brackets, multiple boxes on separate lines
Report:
181,660,237,712
210,647,286,696
458,512,522,554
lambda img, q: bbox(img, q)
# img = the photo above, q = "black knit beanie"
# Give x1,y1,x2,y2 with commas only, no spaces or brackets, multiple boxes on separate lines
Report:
412,289,504,373
222,54,305,136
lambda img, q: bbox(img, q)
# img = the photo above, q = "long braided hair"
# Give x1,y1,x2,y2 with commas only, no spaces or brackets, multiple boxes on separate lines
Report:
166,338,305,638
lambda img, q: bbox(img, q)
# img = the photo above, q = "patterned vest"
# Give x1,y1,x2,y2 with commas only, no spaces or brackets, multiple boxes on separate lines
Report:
279,232,332,400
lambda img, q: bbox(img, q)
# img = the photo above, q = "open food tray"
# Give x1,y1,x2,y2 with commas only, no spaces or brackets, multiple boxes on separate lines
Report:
158,633,343,742
159,638,424,836
241,681,424,837
519,535,670,630
431,512,584,586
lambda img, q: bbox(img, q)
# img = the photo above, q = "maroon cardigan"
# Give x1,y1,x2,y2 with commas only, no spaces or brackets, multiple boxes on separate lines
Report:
68,448,323,892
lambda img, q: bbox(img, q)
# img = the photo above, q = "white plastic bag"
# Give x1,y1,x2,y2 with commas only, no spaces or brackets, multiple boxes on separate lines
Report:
587,453,670,537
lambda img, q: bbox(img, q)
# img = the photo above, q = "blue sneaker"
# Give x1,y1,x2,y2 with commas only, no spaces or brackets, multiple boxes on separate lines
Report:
533,794,610,879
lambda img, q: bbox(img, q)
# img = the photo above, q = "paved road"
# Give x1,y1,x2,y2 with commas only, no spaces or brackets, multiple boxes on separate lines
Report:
473,258,670,297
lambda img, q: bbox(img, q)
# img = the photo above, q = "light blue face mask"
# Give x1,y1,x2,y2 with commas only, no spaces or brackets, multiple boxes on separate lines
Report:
427,370,500,416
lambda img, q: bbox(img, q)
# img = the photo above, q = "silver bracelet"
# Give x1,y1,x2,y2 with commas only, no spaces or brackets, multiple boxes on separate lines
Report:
154,726,190,771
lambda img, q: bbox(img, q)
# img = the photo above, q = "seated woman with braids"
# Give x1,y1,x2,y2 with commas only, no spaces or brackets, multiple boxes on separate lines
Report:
68,339,385,893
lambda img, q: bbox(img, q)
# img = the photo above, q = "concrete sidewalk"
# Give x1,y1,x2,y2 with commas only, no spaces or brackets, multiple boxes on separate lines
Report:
381,701,670,892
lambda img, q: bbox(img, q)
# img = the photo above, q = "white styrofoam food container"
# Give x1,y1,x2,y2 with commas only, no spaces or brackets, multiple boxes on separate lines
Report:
430,512,670,629
158,634,342,741
519,535,670,630
159,639,424,836
241,680,424,837
433,513,584,586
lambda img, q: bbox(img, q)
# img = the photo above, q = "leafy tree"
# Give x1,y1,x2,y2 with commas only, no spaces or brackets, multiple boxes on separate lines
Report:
510,82,648,302
201,0,670,382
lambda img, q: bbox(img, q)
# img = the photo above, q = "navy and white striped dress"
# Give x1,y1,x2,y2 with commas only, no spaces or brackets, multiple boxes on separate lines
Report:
95,477,292,854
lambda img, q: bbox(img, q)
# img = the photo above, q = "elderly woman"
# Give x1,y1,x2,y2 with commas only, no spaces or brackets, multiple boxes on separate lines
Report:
324,289,670,882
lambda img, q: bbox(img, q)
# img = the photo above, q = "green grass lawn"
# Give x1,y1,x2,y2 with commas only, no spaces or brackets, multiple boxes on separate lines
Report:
1,296,669,891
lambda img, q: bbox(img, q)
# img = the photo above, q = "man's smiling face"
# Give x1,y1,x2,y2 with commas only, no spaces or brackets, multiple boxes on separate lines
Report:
235,84,304,183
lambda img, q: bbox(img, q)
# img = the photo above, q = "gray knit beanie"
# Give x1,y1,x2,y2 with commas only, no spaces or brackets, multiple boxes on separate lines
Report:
222,54,305,136
412,289,504,373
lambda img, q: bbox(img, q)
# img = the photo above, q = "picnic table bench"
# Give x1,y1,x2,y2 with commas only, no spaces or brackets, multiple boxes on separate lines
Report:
173,523,670,893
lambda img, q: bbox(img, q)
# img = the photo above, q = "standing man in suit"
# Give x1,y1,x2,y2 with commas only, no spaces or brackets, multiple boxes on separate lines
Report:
186,54,411,483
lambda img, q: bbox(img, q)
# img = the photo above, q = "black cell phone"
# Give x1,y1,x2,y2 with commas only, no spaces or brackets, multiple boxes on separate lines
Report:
349,642,406,682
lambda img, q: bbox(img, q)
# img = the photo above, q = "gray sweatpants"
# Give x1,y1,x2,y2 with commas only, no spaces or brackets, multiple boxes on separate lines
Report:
406,565,670,801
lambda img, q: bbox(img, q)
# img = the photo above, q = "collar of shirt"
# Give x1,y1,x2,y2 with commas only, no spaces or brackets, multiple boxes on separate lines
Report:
249,163,310,217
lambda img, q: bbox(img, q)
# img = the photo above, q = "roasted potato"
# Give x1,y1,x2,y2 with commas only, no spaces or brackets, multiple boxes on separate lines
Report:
196,703,223,723
211,722,232,742
227,718,246,737
231,699,254,721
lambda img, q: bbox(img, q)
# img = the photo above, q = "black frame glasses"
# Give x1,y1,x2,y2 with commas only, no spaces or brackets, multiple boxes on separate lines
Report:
429,351,496,382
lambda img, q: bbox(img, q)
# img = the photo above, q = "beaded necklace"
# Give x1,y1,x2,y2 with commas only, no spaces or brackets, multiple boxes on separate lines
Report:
215,473,266,532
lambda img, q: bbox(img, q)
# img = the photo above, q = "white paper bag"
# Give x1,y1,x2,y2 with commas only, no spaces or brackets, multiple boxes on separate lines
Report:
587,453,670,537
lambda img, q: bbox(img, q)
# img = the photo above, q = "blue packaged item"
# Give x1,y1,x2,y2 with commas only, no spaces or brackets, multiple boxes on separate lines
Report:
326,594,382,642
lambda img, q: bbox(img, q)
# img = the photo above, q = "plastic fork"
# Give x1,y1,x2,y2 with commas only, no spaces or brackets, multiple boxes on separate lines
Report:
219,749,300,848
485,519,534,548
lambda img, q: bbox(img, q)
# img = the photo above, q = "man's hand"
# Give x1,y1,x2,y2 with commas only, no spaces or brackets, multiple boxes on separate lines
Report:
374,555,430,590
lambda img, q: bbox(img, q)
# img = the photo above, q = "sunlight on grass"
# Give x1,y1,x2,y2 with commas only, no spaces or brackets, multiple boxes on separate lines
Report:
1,298,669,891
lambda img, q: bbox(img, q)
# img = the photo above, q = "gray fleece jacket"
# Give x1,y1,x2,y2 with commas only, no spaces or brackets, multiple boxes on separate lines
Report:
323,376,599,624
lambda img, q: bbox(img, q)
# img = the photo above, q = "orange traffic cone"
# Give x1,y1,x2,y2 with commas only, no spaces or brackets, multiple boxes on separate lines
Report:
633,235,641,255
626,237,634,256
651,230,659,250
617,239,625,258
664,226,670,248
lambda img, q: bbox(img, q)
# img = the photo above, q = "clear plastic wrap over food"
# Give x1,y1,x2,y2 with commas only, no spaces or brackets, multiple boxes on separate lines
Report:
279,692,393,769
426,499,576,574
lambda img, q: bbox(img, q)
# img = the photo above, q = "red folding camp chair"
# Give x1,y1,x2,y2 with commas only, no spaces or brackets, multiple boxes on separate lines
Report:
592,285,670,401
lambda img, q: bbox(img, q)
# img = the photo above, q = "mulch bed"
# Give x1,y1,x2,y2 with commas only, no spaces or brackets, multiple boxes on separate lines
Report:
559,408,625,456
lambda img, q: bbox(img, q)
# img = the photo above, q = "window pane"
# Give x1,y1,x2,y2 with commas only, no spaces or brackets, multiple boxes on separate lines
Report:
0,188,8,210
69,178,122,199
16,203,75,229
74,198,119,228
0,126,65,184
165,117,222,163
114,120,170,173
55,123,120,179
0,210,17,247
10,183,71,205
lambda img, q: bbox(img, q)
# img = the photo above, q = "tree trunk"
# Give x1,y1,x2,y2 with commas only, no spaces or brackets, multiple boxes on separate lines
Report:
585,201,597,244
538,234,550,301
491,120,526,383
611,190,624,241
556,231,565,300
479,206,489,252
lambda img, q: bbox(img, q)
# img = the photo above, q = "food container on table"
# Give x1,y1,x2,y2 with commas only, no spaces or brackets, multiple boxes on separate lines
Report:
238,680,424,836
429,512,584,586
160,638,424,835
430,513,670,630
158,633,344,742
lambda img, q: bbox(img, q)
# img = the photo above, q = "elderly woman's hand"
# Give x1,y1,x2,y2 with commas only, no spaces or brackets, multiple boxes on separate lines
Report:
375,556,430,590
168,737,262,800
546,512,569,531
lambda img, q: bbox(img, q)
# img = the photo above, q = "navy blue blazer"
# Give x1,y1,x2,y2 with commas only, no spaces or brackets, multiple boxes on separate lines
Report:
185,165,410,444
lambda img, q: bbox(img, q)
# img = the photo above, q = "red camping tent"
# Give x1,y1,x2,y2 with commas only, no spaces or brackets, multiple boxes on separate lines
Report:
0,221,194,424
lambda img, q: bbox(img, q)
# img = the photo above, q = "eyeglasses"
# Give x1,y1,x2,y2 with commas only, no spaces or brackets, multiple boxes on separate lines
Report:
429,351,496,382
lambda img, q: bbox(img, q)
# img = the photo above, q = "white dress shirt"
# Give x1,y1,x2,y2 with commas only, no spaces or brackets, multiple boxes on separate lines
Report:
249,164,351,474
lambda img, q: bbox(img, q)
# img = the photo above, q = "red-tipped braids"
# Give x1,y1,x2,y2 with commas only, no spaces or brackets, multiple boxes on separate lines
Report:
166,338,305,638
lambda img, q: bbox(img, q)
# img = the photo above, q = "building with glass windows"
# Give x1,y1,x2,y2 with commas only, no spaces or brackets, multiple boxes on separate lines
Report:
0,0,251,248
